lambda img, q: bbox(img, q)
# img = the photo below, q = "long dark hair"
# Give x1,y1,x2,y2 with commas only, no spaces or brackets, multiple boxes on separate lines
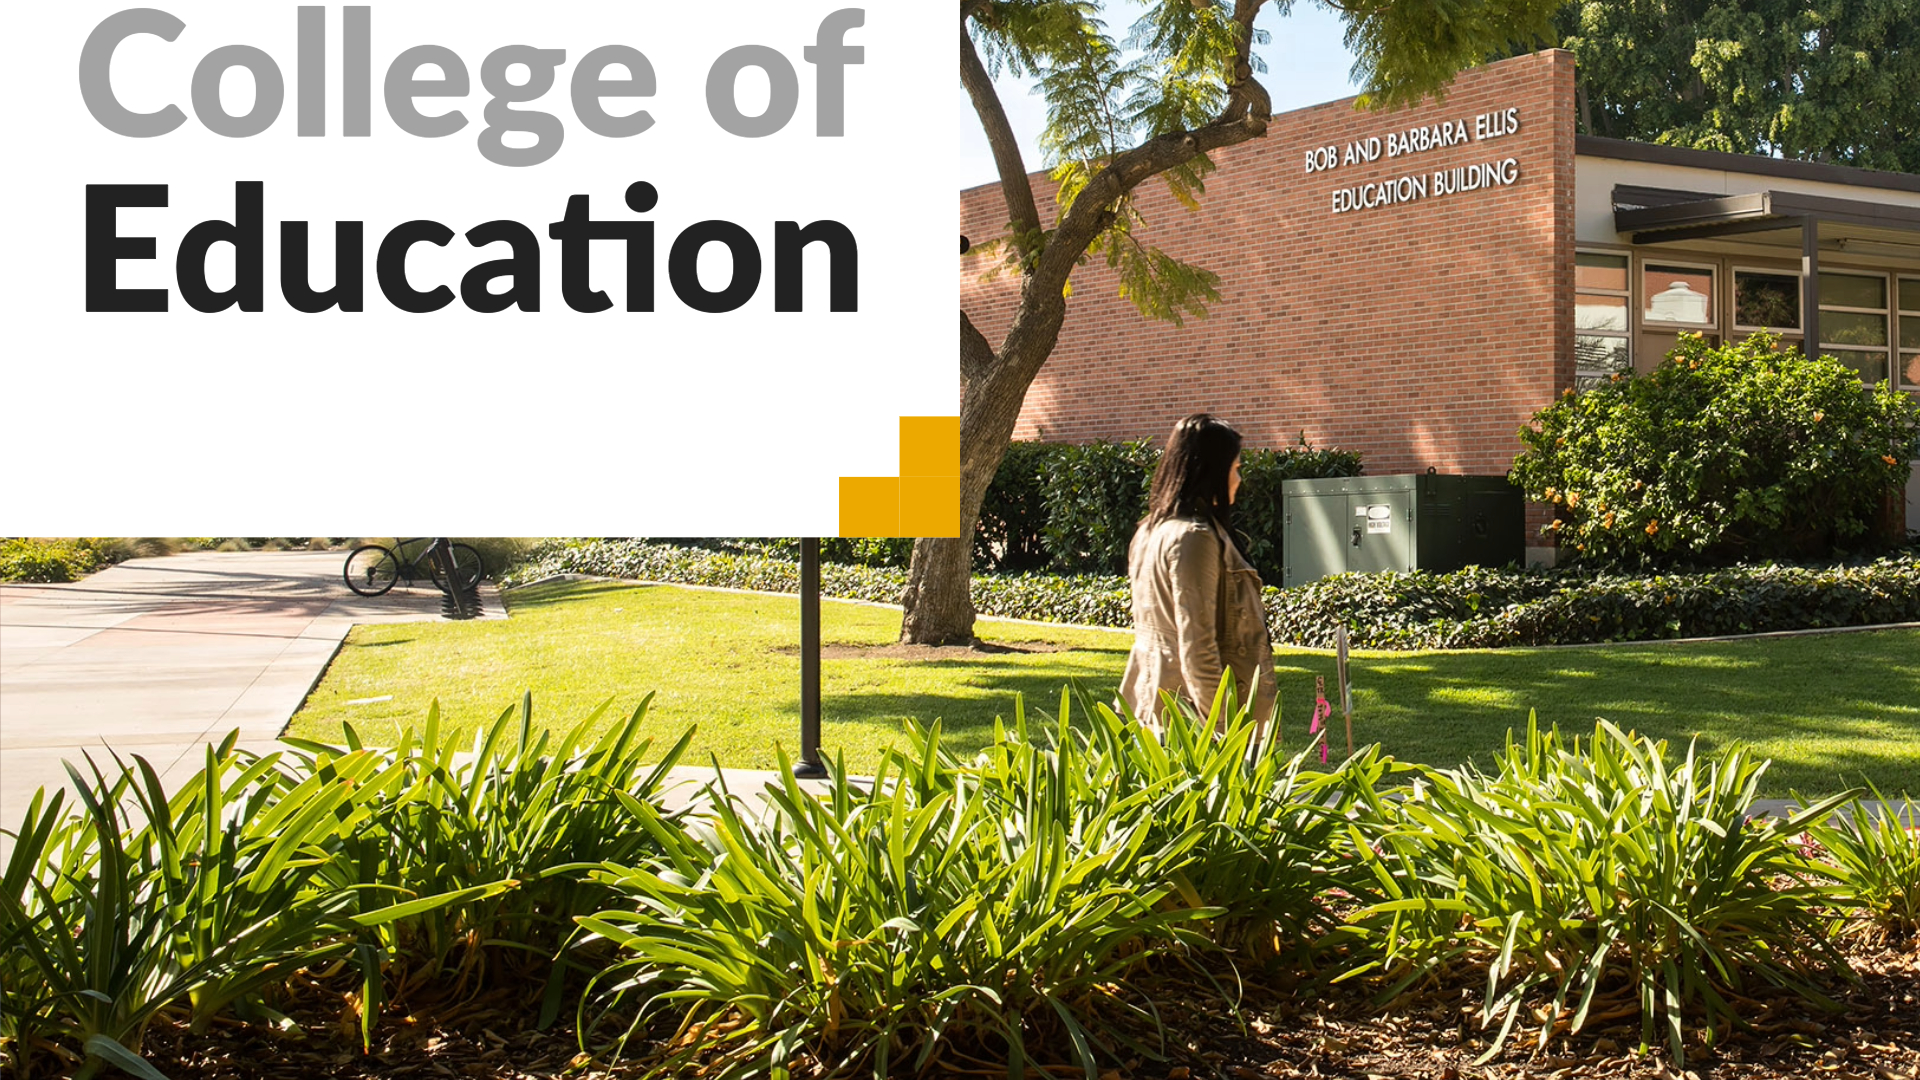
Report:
1143,413,1241,529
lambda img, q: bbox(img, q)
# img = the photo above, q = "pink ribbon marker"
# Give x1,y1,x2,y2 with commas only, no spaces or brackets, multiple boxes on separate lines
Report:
1310,692,1333,764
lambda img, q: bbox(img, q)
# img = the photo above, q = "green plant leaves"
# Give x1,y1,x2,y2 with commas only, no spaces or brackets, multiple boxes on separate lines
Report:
1343,716,1859,1067
1513,332,1920,569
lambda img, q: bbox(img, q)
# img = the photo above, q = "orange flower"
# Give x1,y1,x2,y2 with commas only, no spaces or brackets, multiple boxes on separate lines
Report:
1884,455,1901,466
1544,487,1558,501
1812,411,1824,423
1547,519,1563,531
1602,512,1616,529
1566,491,1581,509
1645,520,1660,536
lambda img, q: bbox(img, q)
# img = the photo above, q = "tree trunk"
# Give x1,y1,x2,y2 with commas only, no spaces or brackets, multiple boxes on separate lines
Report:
898,537,975,643
901,0,1272,645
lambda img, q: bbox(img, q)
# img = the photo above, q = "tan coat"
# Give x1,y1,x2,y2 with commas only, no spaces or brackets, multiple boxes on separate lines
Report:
1119,515,1278,729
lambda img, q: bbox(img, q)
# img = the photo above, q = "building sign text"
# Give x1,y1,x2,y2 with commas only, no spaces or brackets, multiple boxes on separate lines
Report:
1305,106,1524,215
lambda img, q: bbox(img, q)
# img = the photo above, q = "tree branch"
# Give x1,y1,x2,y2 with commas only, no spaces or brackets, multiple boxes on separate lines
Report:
960,11,1042,259
961,309,995,387
995,0,1274,388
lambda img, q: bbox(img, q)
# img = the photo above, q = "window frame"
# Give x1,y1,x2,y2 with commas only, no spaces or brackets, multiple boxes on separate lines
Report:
1730,264,1805,337
1574,246,1633,389
1638,256,1720,332
1898,274,1920,392
1816,268,1892,384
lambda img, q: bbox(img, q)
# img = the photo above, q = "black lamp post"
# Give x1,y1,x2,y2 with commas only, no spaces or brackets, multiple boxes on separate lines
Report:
794,537,827,778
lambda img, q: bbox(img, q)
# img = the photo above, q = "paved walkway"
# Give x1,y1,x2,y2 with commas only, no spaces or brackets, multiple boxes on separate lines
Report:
0,550,503,835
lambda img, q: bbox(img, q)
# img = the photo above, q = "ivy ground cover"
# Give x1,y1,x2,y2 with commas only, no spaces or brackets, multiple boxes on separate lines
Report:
287,581,1920,796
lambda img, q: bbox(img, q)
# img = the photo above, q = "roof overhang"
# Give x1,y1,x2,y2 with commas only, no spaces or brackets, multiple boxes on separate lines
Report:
1614,185,1920,248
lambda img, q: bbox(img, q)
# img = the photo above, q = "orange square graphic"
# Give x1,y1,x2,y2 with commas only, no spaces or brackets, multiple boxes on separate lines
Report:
900,474,961,538
899,416,960,477
838,476,900,537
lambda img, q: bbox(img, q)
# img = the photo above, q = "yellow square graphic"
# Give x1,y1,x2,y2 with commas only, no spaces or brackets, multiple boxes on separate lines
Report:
839,476,901,537
899,416,960,477
900,474,961,538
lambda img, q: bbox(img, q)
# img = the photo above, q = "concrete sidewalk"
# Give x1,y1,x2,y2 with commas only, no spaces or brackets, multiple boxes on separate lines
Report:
0,550,503,835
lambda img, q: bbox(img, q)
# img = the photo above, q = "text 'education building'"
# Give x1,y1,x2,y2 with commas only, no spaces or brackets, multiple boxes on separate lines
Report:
958,50,1920,564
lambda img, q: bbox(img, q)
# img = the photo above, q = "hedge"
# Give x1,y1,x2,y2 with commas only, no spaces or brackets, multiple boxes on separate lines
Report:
977,437,1363,579
0,538,128,583
503,540,1920,650
1268,555,1920,649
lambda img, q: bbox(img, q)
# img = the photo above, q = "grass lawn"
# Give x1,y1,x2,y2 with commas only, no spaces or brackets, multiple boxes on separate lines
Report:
287,580,1920,797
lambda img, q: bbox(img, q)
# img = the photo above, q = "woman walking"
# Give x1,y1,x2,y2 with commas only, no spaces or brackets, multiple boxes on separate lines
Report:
1119,413,1278,732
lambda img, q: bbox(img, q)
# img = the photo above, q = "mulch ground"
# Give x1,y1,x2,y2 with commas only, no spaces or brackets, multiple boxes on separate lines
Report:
57,942,1917,1080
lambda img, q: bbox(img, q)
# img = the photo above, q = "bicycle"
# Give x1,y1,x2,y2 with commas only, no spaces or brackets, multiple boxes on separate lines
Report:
342,537,485,598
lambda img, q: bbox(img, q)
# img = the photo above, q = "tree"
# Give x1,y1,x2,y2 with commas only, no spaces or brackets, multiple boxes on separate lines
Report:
1551,0,1920,171
908,0,1562,644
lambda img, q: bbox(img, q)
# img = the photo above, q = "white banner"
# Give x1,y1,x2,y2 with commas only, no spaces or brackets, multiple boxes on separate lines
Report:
1,1,954,535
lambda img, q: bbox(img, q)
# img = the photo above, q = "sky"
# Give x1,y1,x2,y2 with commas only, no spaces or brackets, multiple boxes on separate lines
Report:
958,0,1366,190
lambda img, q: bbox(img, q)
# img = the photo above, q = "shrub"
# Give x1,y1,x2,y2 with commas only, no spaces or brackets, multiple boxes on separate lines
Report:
1801,785,1920,944
580,702,1215,1077
452,537,542,577
818,536,914,568
1040,439,1159,574
1104,681,1388,963
1269,556,1920,649
1345,718,1856,1066
0,739,497,1079
1032,437,1365,577
1,539,94,583
1512,333,1920,569
504,540,1919,648
287,695,689,1034
0,538,140,583
580,687,1379,1077
975,440,1054,572
0,698,686,1078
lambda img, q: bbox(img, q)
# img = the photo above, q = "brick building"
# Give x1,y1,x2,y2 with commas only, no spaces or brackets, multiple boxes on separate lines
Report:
958,50,1920,565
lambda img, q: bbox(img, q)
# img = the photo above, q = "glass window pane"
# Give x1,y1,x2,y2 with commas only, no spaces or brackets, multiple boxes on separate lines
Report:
1818,271,1885,310
1821,348,1888,383
1903,314,1920,351
1576,334,1630,376
1819,310,1888,347
1903,278,1920,313
1576,252,1629,292
1734,271,1800,329
1576,295,1629,333
1904,352,1920,390
1643,264,1714,325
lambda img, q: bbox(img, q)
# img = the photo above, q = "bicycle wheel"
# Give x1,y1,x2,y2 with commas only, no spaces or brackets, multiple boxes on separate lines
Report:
343,545,400,596
427,543,485,594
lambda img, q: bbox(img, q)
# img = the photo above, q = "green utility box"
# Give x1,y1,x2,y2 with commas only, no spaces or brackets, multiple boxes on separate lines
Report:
1280,473,1524,587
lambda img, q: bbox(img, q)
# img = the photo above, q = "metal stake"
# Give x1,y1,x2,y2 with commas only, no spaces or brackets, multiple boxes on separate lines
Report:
794,537,827,778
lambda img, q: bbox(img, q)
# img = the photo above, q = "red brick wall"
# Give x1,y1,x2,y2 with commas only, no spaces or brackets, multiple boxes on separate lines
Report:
960,50,1577,547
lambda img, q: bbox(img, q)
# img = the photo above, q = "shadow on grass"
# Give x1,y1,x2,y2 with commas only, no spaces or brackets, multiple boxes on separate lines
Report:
503,580,669,611
817,631,1919,796
1303,631,1920,795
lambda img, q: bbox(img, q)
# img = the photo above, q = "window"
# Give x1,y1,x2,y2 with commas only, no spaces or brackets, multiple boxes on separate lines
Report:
1901,277,1920,391
1733,269,1801,333
1641,261,1715,329
1575,251,1630,389
1818,271,1890,383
